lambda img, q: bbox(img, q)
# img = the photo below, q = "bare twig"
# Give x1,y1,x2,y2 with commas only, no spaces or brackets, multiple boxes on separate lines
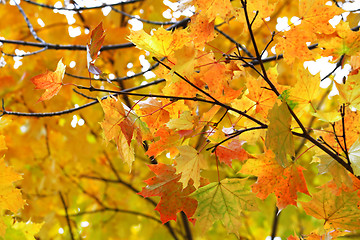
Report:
59,192,75,240
23,0,142,10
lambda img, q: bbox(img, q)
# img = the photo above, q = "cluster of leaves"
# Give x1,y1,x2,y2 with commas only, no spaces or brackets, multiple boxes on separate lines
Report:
1,0,360,239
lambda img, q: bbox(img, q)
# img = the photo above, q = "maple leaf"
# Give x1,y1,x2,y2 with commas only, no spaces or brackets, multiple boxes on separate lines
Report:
30,59,65,102
166,111,194,130
190,178,257,236
214,139,249,167
135,98,170,134
175,145,206,189
265,102,295,167
87,22,105,75
100,97,138,170
299,0,344,35
0,216,43,240
138,163,207,223
240,150,310,210
349,138,360,176
245,67,281,118
128,27,190,58
146,127,180,158
335,72,360,110
314,154,353,188
0,157,24,213
193,0,234,21
197,61,242,103
289,67,322,113
301,183,360,230
0,156,25,236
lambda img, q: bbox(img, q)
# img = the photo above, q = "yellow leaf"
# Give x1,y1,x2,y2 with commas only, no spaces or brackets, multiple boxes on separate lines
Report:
335,73,360,110
100,97,137,171
0,156,25,237
128,27,190,58
349,138,360,176
166,111,194,130
176,145,205,188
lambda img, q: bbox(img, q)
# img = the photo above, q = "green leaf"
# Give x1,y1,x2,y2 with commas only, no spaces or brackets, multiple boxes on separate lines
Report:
190,178,257,236
0,216,43,240
265,102,295,167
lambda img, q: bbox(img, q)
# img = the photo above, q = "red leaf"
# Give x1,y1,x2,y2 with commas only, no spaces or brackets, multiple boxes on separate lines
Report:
87,22,105,74
139,163,207,223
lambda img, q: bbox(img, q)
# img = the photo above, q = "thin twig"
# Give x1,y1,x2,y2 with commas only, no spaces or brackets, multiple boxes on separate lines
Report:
207,126,267,152
77,84,267,127
214,26,253,57
70,207,162,223
0,39,134,51
59,192,75,240
111,7,177,25
23,0,142,10
14,0,45,43
65,63,161,82
0,79,165,117
340,105,351,164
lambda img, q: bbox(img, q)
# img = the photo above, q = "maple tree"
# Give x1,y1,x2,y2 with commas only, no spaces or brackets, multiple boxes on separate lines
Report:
1,0,360,239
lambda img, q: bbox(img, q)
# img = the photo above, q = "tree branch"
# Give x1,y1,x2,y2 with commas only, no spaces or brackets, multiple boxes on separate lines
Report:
180,211,193,240
0,79,164,117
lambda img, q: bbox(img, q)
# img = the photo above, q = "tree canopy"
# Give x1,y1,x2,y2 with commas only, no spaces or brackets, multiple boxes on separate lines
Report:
1,0,360,239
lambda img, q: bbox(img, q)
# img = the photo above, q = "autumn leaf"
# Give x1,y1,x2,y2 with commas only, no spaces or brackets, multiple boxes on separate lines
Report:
87,22,105,75
135,98,170,135
314,154,353,188
128,27,190,58
0,216,43,240
265,102,295,167
146,127,180,158
349,138,360,176
289,67,322,113
192,0,234,21
245,68,280,118
240,150,310,210
214,139,249,167
100,97,138,170
30,59,65,102
176,145,206,189
138,163,207,223
302,183,360,230
167,111,194,130
299,0,344,35
190,178,257,236
0,156,25,236
335,72,360,110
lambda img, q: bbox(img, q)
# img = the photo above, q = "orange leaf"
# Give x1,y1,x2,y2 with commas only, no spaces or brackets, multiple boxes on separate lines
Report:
214,140,248,167
302,183,360,230
30,59,65,101
88,22,105,61
240,150,310,210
